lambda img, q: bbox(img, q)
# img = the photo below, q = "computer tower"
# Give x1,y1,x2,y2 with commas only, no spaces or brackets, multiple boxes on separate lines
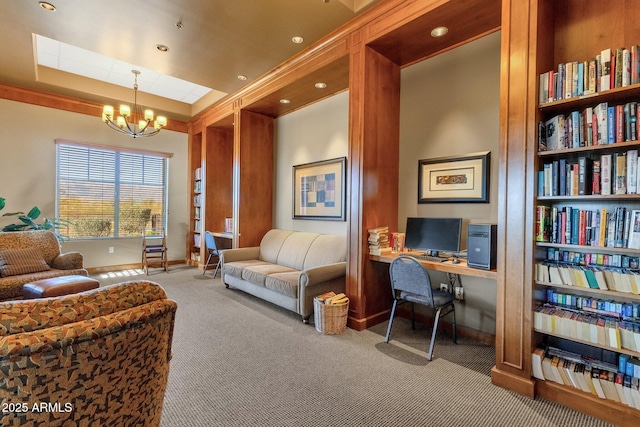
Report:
467,224,497,270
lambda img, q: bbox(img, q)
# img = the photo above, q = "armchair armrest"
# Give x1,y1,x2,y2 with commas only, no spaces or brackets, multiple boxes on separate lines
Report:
51,252,84,270
219,247,261,263
299,262,347,287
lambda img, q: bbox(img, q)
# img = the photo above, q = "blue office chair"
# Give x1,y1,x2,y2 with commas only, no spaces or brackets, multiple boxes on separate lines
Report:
385,255,456,360
203,231,221,278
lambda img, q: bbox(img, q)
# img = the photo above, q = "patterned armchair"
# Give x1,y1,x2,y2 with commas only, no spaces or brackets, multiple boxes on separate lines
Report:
0,230,88,301
0,280,177,426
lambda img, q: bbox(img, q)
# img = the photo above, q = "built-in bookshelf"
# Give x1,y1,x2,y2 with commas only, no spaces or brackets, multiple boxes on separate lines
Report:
532,5,640,419
192,166,202,262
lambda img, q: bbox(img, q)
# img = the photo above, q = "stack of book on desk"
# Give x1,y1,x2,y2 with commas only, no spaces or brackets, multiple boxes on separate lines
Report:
368,226,391,255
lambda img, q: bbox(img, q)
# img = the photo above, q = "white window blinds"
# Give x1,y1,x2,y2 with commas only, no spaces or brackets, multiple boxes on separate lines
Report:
56,141,168,239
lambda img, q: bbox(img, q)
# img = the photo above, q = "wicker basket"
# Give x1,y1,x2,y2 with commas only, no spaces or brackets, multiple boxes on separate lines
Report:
314,297,348,334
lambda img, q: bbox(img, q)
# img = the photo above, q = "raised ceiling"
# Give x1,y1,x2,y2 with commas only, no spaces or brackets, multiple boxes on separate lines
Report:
0,0,378,122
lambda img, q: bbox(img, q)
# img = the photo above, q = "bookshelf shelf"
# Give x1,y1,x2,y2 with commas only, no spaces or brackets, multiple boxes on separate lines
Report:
539,83,640,116
536,242,640,255
534,329,640,359
538,140,640,158
536,281,640,302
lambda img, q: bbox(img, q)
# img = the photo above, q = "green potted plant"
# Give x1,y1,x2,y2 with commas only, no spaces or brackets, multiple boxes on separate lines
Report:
0,197,71,241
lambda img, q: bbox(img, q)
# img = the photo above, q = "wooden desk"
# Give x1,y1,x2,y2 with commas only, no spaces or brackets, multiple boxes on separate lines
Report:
211,232,233,249
370,252,497,280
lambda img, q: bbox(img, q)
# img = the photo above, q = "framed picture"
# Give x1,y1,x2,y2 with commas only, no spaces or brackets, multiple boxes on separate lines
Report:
418,151,490,203
293,157,346,220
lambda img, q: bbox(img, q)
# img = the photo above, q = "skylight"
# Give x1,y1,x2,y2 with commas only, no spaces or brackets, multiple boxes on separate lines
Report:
35,34,212,104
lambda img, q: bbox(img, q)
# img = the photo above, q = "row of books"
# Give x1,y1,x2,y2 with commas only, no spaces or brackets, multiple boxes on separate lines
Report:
224,217,233,233
534,304,639,352
538,152,640,198
536,261,640,294
194,206,201,220
532,347,640,408
544,248,639,269
368,226,391,256
543,288,639,321
194,219,202,233
194,180,202,193
194,194,202,208
535,205,640,249
540,102,638,152
194,167,202,180
538,45,640,105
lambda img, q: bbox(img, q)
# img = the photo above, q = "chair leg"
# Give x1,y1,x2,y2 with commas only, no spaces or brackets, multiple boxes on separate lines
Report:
203,252,213,275
411,302,416,330
213,258,221,278
385,300,399,343
451,305,457,344
427,307,443,361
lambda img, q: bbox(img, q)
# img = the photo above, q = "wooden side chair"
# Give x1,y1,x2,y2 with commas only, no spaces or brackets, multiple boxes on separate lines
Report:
142,227,168,275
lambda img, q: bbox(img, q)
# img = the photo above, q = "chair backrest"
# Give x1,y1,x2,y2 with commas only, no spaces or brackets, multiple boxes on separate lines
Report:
389,255,435,306
204,231,218,254
143,227,166,248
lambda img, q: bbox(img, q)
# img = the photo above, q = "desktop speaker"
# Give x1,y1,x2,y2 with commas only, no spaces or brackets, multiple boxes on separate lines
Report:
467,224,497,270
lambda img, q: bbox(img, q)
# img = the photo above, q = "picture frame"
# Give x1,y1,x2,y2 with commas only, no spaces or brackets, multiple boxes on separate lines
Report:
418,151,490,203
293,157,346,220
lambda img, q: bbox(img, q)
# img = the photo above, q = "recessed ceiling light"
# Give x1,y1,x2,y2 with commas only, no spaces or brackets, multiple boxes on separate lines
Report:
280,99,291,104
237,75,248,81
292,36,304,44
156,44,169,52
315,82,327,89
39,2,56,11
430,26,449,38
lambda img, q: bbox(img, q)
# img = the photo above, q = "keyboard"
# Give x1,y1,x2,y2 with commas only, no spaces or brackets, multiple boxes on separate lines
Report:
413,255,447,262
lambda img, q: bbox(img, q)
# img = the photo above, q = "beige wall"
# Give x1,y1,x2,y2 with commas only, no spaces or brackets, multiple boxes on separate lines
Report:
274,90,350,235
0,99,189,269
398,31,501,334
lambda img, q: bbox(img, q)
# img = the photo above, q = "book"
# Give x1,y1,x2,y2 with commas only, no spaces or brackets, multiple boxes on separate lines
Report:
600,48,612,91
600,154,612,195
531,348,546,380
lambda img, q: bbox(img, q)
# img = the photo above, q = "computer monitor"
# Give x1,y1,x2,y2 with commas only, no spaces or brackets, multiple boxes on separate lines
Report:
404,217,462,255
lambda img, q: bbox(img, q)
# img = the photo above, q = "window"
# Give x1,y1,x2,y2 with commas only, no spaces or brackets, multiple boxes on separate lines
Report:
56,140,169,239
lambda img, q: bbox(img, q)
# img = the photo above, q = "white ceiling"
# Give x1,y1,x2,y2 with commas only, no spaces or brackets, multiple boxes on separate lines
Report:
0,0,378,122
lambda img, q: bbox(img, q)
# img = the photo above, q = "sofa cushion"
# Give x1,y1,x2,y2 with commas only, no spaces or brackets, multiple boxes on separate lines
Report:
259,229,295,264
0,248,51,277
265,271,300,297
276,232,318,270
303,234,347,269
223,260,271,280
0,230,61,266
241,264,297,286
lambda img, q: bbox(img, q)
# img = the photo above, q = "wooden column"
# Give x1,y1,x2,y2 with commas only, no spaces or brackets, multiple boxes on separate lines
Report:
491,0,538,397
233,109,274,248
347,32,401,330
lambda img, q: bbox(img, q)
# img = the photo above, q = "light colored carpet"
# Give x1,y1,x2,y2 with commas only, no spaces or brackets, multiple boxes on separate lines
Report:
95,266,614,427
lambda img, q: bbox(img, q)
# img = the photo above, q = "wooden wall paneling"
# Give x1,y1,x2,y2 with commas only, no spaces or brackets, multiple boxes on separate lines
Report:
347,32,401,330
234,110,274,248
491,0,536,398
204,126,234,245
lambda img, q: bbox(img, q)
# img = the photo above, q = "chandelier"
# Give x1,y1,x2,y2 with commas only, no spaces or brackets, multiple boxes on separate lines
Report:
102,70,167,138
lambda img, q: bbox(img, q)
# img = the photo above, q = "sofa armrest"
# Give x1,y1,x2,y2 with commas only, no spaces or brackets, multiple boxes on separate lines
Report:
220,247,260,263
300,262,346,287
51,252,84,270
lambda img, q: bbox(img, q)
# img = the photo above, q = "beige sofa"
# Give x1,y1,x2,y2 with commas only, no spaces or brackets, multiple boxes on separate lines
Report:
220,229,347,323
0,230,87,300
